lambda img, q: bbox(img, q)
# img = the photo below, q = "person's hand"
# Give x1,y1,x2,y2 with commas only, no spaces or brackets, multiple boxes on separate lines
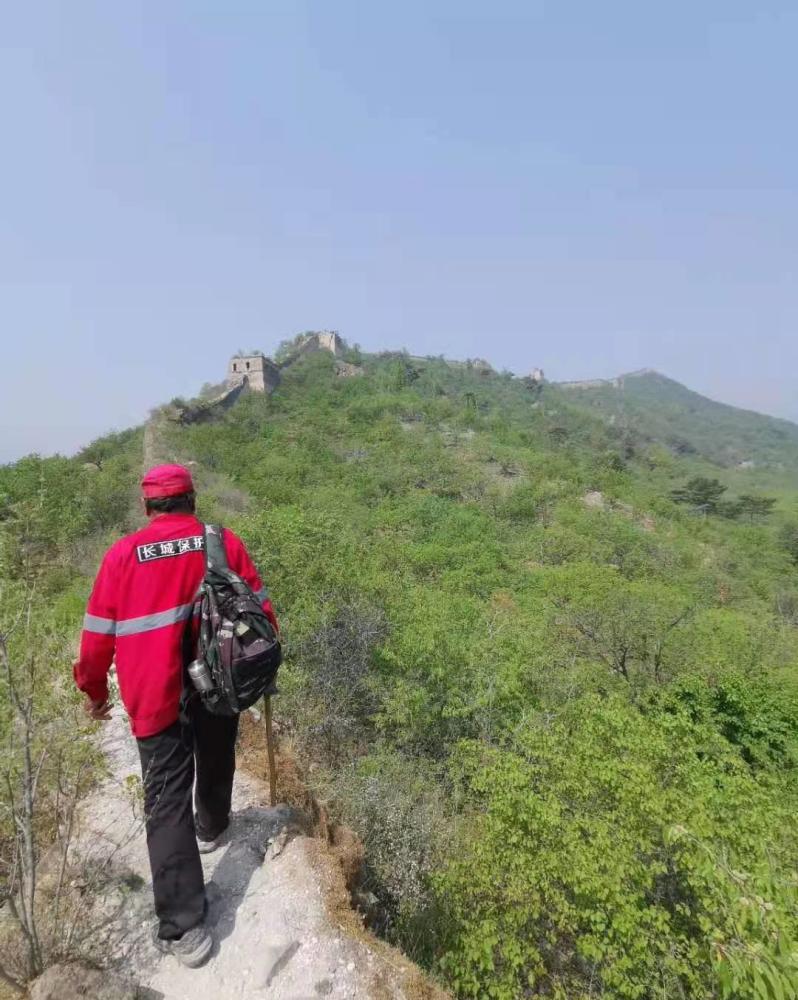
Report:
83,694,112,721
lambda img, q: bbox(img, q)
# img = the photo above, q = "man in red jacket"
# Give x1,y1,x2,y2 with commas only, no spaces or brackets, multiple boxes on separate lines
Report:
74,464,278,968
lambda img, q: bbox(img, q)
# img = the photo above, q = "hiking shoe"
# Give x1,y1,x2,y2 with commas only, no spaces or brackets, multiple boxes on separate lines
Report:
154,924,213,968
197,821,229,854
197,831,224,854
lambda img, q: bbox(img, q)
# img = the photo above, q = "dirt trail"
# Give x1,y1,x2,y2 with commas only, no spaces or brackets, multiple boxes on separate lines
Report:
73,701,442,1000
142,413,174,472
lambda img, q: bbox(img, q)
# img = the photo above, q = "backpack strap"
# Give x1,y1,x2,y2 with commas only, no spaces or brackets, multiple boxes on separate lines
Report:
204,523,253,596
204,524,229,572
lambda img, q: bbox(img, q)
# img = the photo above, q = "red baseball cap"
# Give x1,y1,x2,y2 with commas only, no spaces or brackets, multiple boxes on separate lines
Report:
141,464,195,499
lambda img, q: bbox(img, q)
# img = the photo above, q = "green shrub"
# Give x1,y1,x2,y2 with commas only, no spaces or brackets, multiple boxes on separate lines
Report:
433,696,798,1000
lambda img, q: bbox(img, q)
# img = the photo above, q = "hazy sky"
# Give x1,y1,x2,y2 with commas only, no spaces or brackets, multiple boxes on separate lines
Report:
2,2,797,462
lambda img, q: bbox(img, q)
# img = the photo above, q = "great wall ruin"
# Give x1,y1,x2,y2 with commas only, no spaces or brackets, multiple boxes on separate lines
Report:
147,333,547,448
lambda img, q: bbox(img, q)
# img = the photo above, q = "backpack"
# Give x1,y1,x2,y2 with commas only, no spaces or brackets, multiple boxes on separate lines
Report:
185,524,282,716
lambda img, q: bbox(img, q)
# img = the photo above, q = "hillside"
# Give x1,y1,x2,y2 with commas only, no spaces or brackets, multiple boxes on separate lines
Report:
554,368,798,478
1,344,798,999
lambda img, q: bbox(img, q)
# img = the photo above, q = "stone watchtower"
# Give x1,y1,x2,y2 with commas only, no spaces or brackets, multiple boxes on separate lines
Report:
316,331,343,356
227,354,280,393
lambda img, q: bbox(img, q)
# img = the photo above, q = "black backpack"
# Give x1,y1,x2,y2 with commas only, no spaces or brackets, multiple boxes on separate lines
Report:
185,524,282,716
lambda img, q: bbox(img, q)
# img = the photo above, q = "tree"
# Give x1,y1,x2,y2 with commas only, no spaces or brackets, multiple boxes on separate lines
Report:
75,429,137,471
390,359,420,391
670,477,728,515
779,522,798,566
715,499,744,520
737,494,777,523
344,342,363,365
548,565,695,685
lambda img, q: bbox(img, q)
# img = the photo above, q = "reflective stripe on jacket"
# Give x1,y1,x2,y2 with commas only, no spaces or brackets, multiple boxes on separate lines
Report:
74,513,278,737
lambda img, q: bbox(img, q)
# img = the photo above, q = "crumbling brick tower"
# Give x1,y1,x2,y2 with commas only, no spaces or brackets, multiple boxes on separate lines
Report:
316,331,343,356
227,354,280,393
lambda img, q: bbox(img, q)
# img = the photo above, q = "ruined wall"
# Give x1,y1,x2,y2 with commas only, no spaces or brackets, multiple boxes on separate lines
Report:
558,377,622,390
291,331,343,361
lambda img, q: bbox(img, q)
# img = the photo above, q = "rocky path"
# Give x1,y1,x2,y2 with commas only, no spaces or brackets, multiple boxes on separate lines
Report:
71,705,440,1000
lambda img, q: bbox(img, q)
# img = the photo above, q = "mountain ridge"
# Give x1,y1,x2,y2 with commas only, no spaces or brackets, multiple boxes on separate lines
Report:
557,366,798,430
544,365,798,475
3,342,798,999
127,346,798,489
154,347,798,481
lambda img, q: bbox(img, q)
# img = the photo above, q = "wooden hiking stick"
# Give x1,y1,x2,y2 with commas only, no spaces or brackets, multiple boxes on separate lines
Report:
262,694,277,807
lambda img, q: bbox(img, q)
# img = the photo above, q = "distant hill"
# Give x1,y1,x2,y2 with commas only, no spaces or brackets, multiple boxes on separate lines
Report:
553,369,798,472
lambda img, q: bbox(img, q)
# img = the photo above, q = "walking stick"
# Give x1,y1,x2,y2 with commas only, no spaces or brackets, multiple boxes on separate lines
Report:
262,693,277,807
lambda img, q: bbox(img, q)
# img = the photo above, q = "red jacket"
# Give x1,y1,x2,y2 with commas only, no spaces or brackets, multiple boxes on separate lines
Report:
74,513,278,738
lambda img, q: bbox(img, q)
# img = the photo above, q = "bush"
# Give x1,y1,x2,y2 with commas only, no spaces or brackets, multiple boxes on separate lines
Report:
0,532,102,986
291,600,388,768
332,751,452,949
432,696,798,1000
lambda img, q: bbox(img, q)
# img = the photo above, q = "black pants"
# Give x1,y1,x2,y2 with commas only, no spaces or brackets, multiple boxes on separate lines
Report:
136,705,239,939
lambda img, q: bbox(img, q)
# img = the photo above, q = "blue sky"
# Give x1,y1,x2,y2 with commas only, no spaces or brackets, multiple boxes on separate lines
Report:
1,1,796,461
